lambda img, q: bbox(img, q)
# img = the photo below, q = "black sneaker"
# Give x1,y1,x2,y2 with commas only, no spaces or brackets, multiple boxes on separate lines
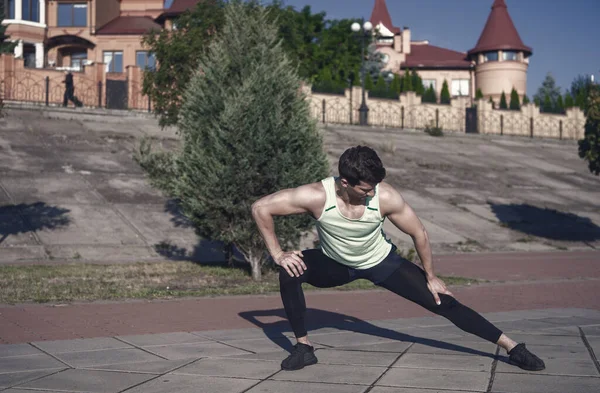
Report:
281,343,318,371
508,343,546,371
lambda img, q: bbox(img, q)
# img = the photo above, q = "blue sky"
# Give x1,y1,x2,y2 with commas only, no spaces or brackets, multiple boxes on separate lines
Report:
281,0,600,96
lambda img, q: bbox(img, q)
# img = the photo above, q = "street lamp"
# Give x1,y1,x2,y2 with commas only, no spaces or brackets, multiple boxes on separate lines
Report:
351,20,373,126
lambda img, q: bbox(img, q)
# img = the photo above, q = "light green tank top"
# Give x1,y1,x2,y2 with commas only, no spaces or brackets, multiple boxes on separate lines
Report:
316,177,393,269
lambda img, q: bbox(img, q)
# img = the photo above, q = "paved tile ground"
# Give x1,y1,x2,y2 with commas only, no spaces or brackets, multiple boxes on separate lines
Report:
0,309,599,392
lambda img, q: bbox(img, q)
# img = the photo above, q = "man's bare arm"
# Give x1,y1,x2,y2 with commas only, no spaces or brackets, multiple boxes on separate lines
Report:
251,183,323,277
379,182,453,304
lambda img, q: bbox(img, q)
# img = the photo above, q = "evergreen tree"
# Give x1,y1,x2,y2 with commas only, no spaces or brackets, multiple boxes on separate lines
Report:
475,88,484,100
411,69,424,96
364,73,374,91
499,91,508,109
509,88,520,110
390,73,402,94
489,96,495,108
534,72,561,112
555,94,565,114
402,70,413,92
571,74,593,114
564,93,574,109
543,94,552,113
522,95,530,105
533,96,541,107
576,89,587,112
351,65,361,87
1,2,17,54
440,80,451,104
422,85,437,103
578,85,600,175
135,2,329,280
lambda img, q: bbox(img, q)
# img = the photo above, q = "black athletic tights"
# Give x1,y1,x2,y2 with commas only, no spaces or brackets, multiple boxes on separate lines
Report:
279,247,503,342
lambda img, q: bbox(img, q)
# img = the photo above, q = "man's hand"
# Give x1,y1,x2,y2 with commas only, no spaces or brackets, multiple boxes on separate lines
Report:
426,275,454,305
274,251,306,277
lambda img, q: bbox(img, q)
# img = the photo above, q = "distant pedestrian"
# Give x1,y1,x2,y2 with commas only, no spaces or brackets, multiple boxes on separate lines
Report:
62,71,83,108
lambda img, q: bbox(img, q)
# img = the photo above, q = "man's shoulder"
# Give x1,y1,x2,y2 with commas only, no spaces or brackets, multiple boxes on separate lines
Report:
378,182,405,212
294,181,327,213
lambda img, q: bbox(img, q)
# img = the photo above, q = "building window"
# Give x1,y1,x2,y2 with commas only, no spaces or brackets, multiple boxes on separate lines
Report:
23,43,36,68
21,0,39,22
136,51,156,71
58,3,87,27
422,79,436,91
484,51,498,62
6,0,15,19
164,0,174,8
104,51,123,73
503,51,518,61
451,79,470,97
71,51,87,71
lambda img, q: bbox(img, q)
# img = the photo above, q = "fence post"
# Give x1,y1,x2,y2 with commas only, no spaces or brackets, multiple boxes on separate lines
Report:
45,77,49,106
500,114,503,136
97,81,102,108
435,108,439,128
530,117,534,138
322,99,326,124
401,106,404,129
148,95,151,113
559,119,563,140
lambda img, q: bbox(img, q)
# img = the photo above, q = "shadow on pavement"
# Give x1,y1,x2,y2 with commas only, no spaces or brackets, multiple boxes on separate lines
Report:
239,308,496,358
0,202,71,246
490,203,600,241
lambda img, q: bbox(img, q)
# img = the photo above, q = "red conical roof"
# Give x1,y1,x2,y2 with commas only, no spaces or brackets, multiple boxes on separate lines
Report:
468,0,532,56
369,0,401,34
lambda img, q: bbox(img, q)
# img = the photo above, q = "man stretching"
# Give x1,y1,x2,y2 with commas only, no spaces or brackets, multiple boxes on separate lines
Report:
252,145,545,372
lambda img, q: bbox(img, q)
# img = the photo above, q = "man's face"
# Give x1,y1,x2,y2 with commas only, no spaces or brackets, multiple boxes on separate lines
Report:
343,179,376,201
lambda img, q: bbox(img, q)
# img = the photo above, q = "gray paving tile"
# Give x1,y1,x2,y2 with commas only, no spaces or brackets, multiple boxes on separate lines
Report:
125,374,257,393
194,328,282,341
0,344,43,358
174,357,280,379
537,316,600,327
537,326,582,335
55,348,163,368
32,337,132,354
118,332,210,347
491,373,600,393
407,341,497,357
493,319,560,333
3,389,72,393
314,348,399,367
393,353,493,372
506,333,585,347
370,388,483,393
0,369,65,389
246,380,368,393
495,356,599,376
377,368,489,391
227,350,288,362
582,325,600,336
527,344,592,360
310,331,399,348
142,341,251,360
20,369,155,392
335,341,412,353
85,358,194,374
585,336,600,357
271,364,385,385
0,354,67,373
221,337,293,353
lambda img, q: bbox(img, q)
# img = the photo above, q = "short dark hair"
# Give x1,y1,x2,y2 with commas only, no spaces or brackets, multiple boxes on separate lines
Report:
338,146,386,186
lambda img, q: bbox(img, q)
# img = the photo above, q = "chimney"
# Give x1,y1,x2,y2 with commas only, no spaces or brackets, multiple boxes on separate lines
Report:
402,27,411,55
